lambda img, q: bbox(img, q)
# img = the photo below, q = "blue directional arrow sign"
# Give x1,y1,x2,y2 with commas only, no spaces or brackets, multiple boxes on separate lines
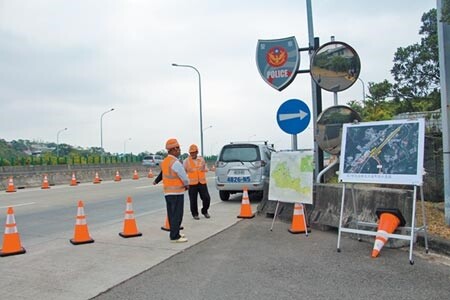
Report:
277,99,311,135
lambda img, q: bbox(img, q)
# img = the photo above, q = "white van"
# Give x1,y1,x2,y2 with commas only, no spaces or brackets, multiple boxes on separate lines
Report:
142,155,163,167
215,141,275,201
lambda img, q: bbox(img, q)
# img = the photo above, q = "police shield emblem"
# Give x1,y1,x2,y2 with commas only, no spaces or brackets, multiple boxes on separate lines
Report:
256,36,300,91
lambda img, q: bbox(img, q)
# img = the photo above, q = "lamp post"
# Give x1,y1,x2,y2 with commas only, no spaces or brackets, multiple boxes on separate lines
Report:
203,125,213,132
123,138,131,154
100,108,115,151
56,127,68,157
358,77,366,102
172,63,204,156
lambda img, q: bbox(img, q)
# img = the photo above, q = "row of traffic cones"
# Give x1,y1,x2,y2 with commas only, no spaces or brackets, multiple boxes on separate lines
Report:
1,196,145,256
4,169,157,192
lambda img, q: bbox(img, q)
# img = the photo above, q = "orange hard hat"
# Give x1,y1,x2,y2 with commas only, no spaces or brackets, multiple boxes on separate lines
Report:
189,144,198,153
166,138,180,150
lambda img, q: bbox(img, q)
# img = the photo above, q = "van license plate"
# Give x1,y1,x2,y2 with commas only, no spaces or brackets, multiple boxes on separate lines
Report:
227,176,251,183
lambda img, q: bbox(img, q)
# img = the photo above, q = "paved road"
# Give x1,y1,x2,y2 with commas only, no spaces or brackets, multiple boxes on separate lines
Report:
93,216,450,300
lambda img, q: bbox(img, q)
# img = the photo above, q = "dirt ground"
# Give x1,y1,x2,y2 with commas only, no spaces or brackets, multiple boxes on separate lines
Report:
416,201,450,240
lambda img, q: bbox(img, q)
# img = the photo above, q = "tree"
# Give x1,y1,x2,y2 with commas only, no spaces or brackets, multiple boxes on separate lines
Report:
390,9,440,112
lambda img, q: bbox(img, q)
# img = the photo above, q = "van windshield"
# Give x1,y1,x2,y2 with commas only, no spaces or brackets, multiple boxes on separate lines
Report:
220,145,260,162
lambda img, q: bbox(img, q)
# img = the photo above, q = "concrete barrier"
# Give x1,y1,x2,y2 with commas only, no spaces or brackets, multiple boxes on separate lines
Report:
0,164,161,190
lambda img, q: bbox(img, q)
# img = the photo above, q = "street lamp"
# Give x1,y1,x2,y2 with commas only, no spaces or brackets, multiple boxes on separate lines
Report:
123,138,131,154
56,127,68,157
358,77,366,102
203,125,213,132
172,63,204,156
100,108,115,151
248,134,256,141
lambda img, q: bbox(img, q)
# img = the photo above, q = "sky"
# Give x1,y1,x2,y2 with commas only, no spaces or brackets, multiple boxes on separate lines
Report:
0,0,437,156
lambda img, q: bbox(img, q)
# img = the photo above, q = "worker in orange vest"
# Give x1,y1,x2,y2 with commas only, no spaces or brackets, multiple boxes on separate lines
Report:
161,138,189,243
183,144,211,220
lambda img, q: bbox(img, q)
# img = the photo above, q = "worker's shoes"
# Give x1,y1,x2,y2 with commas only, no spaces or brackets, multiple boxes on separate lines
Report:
193,215,200,220
171,237,188,243
203,213,210,219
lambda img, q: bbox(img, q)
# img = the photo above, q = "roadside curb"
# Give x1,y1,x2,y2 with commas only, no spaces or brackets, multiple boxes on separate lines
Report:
417,234,450,257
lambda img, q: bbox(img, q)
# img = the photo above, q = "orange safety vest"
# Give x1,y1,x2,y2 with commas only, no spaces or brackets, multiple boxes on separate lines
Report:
162,156,185,195
184,156,207,185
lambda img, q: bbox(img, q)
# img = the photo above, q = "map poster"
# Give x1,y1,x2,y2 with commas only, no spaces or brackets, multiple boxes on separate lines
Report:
339,118,425,185
268,151,314,204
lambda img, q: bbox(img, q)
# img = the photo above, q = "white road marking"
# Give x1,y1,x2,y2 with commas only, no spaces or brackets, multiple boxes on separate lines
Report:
0,202,36,209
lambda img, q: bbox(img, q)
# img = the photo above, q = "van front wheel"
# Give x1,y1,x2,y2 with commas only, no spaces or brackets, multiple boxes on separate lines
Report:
219,191,230,201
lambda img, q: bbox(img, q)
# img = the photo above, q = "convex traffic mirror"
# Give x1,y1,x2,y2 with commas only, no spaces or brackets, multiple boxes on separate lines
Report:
315,105,361,155
310,41,361,92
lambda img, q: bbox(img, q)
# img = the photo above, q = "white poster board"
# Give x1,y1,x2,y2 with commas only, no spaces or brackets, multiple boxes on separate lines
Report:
268,151,314,204
339,118,425,185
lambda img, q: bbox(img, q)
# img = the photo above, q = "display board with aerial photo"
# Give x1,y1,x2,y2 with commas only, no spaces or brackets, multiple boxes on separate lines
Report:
269,151,314,204
339,118,425,185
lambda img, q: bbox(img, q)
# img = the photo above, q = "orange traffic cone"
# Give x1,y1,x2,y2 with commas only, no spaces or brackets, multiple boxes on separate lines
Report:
237,187,255,219
114,170,122,182
0,207,26,257
119,197,142,238
147,169,154,178
70,173,78,186
6,177,16,193
93,172,101,184
161,215,184,231
132,170,139,180
41,174,50,189
211,165,216,172
70,200,94,245
371,208,406,258
288,203,309,235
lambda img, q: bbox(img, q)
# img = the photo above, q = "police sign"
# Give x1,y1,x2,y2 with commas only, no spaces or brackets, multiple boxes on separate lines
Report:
256,36,300,91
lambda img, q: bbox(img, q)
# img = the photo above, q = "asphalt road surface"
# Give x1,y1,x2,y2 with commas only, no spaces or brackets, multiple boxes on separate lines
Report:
93,217,450,300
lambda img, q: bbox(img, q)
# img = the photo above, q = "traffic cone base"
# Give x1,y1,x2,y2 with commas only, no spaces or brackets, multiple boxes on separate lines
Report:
119,197,142,238
288,203,310,234
237,187,255,219
0,246,26,257
70,237,94,245
371,208,405,258
0,207,26,257
70,201,95,245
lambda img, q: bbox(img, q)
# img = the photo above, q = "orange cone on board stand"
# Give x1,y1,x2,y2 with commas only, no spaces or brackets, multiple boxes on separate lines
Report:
0,207,26,257
237,187,255,219
147,169,154,178
70,173,78,186
93,172,101,184
119,197,142,238
371,208,406,258
288,203,309,235
161,215,184,231
211,165,216,172
114,170,122,182
70,200,94,245
41,174,50,189
132,170,139,180
6,177,16,193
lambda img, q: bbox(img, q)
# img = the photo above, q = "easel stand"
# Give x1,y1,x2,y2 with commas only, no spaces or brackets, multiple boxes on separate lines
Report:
336,183,429,265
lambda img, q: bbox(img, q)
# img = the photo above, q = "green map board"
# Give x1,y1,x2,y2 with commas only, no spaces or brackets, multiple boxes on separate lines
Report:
268,151,314,204
339,118,425,185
